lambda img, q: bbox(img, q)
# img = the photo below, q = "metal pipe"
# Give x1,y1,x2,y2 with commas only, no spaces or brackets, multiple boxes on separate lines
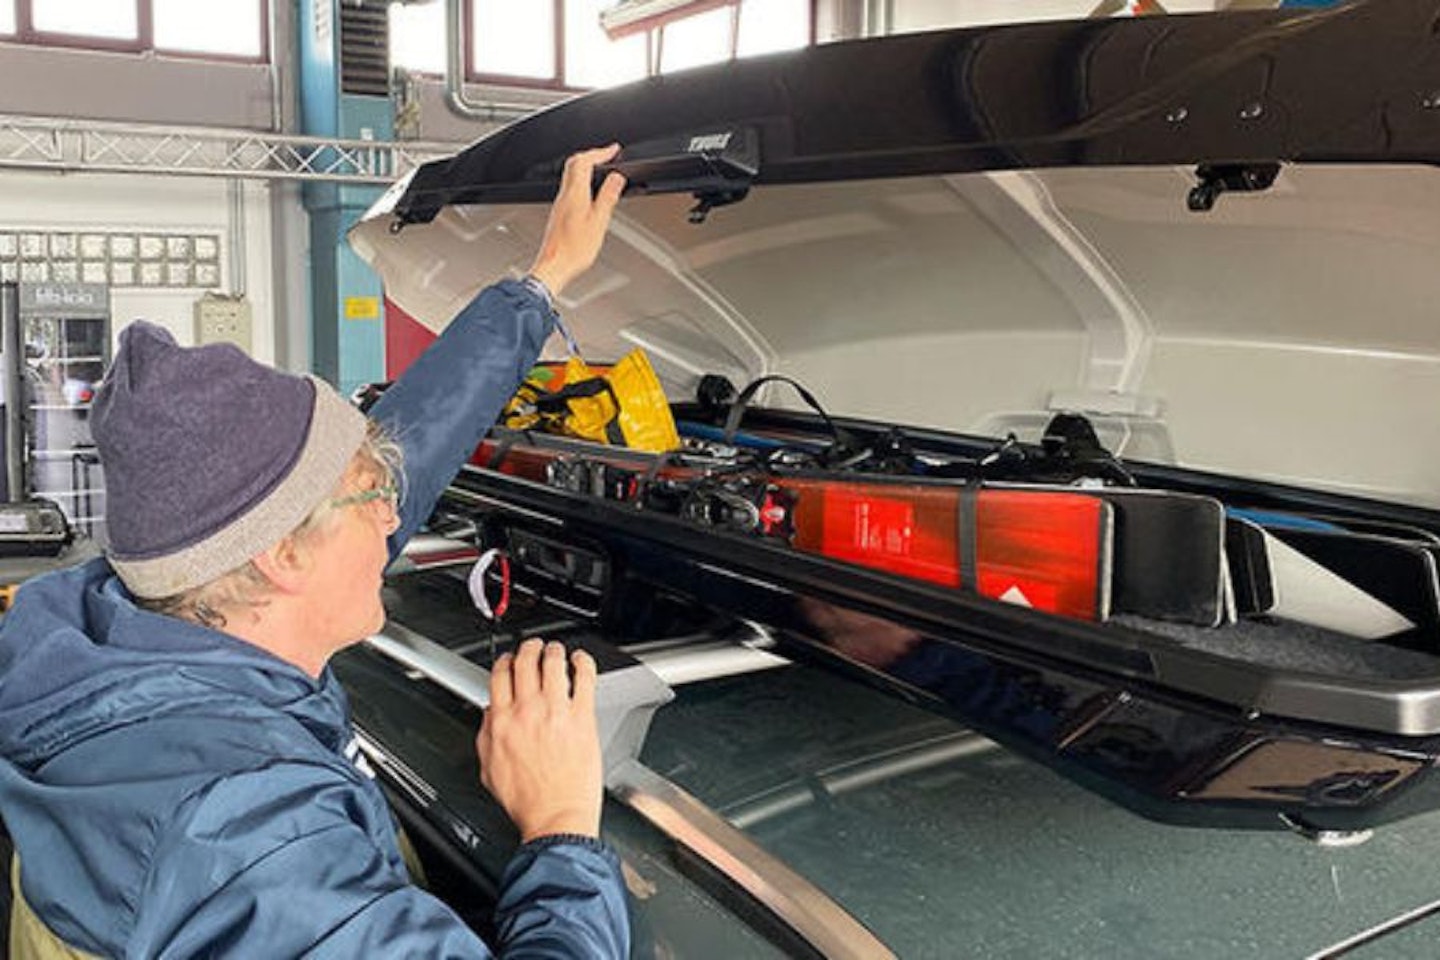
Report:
268,183,309,371
444,0,538,123
726,732,997,830
0,112,459,151
266,0,284,132
625,620,790,685
1,283,23,501
367,621,495,708
635,640,788,686
861,0,894,37
227,180,248,297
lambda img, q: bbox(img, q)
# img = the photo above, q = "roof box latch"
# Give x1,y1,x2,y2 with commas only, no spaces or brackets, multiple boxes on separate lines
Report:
1187,162,1281,213
594,127,760,225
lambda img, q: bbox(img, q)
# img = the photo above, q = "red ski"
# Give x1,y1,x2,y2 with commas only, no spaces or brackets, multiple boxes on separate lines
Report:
783,479,1113,621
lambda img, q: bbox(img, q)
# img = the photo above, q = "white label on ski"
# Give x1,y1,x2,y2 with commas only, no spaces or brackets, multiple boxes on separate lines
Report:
998,585,1034,608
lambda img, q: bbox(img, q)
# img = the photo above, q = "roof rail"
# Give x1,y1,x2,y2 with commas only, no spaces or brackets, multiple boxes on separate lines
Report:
610,758,896,960
363,621,893,957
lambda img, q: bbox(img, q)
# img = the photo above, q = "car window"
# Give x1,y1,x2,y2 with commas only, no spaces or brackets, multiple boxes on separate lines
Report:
640,661,1440,959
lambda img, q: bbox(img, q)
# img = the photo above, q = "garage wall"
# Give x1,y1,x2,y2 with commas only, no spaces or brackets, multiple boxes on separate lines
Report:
0,0,293,130
0,43,278,128
0,171,283,365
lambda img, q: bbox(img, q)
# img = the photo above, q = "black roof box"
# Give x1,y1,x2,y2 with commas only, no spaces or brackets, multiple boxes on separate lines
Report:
388,0,1440,225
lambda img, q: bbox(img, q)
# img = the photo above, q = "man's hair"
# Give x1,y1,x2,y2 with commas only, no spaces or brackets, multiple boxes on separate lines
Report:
137,421,405,629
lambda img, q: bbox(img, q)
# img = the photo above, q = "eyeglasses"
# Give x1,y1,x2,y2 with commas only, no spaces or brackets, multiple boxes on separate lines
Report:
328,483,399,515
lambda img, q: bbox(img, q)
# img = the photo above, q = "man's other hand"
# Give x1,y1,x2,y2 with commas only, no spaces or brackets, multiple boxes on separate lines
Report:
477,638,604,842
527,144,626,300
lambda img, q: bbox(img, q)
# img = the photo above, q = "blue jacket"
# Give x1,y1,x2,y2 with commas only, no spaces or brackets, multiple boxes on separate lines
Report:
0,280,631,958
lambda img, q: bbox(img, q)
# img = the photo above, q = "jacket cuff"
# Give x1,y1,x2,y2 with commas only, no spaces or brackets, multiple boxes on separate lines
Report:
495,830,630,958
519,274,557,312
515,275,584,357
517,832,617,860
499,275,557,320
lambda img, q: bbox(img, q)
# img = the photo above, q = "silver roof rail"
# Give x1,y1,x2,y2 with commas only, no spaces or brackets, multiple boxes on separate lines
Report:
366,621,674,778
610,758,896,960
364,621,893,958
625,620,789,686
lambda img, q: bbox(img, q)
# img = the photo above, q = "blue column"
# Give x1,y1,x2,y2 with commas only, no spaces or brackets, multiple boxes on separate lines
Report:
297,0,390,394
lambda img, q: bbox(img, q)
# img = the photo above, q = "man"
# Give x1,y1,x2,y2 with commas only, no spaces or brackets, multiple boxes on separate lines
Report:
0,146,631,957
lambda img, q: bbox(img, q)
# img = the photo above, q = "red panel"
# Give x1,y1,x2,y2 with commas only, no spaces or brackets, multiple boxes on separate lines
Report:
384,297,438,381
787,480,1109,620
974,490,1108,621
789,481,962,588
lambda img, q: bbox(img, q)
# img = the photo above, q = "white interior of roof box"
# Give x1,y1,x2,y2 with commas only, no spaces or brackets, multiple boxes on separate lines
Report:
350,163,1440,509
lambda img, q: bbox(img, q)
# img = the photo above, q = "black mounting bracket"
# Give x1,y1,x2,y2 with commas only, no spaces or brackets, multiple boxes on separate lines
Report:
1187,162,1282,213
688,188,750,224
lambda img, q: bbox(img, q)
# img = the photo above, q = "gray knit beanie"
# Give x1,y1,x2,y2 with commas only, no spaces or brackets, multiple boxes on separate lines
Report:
92,321,368,599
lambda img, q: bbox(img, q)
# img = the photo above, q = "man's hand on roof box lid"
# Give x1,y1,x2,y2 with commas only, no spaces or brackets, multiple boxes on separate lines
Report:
527,143,627,300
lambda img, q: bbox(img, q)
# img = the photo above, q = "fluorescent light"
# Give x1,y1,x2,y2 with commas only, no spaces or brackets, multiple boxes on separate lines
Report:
600,0,735,40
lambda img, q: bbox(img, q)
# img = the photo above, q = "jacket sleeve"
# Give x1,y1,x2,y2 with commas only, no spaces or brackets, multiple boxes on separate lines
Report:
131,763,629,959
493,834,632,960
131,762,491,959
368,279,556,559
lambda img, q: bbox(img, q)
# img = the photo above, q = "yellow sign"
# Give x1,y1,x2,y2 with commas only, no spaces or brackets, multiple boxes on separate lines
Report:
344,296,381,320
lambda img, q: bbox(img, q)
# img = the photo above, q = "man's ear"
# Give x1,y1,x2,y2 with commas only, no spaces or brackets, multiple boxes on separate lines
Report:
251,534,311,595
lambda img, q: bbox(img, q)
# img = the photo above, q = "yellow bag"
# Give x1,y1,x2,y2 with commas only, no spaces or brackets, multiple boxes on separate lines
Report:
503,349,680,453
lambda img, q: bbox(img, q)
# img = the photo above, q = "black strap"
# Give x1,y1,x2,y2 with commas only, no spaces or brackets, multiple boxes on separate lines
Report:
485,434,517,470
604,417,625,446
958,486,979,591
722,374,848,453
533,376,617,410
634,450,678,508
534,377,627,446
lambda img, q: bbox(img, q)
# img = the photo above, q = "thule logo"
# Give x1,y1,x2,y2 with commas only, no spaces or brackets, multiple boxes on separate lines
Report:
688,132,733,153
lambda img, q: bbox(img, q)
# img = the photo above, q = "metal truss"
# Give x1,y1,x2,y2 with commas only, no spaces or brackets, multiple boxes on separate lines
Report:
0,114,466,184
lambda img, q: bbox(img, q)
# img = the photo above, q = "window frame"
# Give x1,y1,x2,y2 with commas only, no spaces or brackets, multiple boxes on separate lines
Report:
6,0,271,65
466,0,568,91
460,0,816,92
